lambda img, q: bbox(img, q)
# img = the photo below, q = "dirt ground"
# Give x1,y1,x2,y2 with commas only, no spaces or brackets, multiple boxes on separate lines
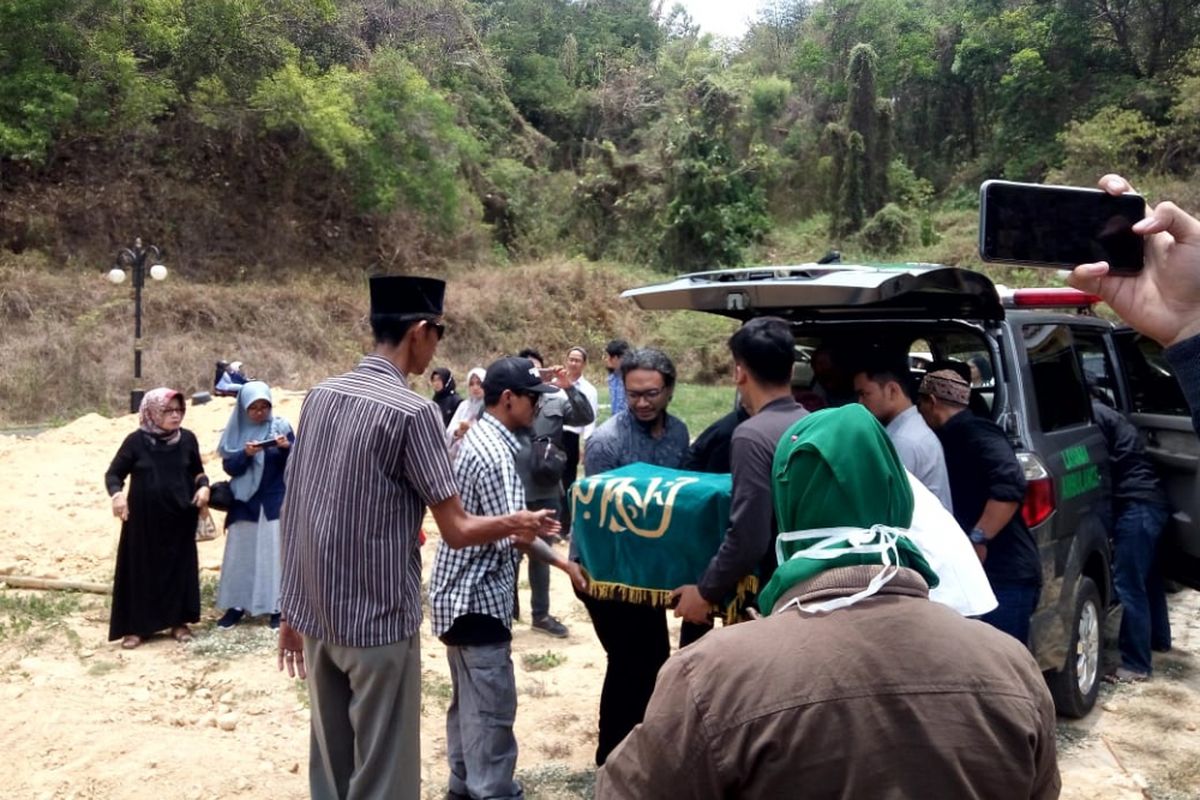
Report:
1,394,1198,799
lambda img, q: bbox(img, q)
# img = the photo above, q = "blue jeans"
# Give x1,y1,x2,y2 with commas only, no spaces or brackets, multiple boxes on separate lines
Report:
981,583,1040,646
1113,502,1171,674
445,643,523,800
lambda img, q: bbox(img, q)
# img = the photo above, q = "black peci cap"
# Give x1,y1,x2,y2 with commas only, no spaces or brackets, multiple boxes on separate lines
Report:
369,275,445,317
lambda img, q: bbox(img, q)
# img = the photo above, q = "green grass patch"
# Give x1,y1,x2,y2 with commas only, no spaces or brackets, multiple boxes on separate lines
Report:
521,650,567,672
87,659,124,677
0,590,82,641
421,670,454,713
515,763,596,798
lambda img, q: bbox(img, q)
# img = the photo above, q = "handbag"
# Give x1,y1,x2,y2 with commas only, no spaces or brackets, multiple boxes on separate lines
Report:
208,480,235,512
195,509,218,542
530,435,568,486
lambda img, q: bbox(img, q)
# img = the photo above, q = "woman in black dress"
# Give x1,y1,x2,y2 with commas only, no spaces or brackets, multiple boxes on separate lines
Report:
105,388,210,649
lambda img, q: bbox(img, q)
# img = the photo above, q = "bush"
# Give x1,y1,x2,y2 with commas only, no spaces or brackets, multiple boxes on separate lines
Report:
859,203,916,255
1052,106,1156,186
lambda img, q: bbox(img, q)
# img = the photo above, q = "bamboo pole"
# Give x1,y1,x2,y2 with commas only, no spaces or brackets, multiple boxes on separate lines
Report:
0,575,111,595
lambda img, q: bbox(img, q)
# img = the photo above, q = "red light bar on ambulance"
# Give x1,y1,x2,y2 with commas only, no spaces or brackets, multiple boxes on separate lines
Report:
1001,288,1103,308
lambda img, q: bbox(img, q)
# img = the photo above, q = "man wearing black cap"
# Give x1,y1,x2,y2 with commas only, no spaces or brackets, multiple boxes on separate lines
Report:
277,276,560,800
429,356,587,800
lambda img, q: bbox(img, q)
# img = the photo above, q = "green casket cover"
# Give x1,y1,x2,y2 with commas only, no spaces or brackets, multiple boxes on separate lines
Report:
571,463,743,610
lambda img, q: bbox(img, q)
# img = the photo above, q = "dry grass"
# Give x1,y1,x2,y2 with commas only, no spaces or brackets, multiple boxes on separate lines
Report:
0,253,735,425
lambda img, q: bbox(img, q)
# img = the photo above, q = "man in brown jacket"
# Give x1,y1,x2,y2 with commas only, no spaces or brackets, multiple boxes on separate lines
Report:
595,405,1060,800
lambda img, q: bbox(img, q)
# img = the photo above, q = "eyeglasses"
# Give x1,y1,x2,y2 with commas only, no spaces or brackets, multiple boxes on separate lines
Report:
163,407,184,416
627,388,666,402
426,320,446,340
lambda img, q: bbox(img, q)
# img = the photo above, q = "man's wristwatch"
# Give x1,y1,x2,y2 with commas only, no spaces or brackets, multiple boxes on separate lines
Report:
968,527,989,545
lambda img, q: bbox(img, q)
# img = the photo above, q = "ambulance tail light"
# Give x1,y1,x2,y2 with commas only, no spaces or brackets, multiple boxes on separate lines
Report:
1006,288,1103,308
1017,451,1055,527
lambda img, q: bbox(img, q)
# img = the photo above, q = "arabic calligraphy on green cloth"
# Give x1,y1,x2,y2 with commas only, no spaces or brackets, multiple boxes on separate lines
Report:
571,463,756,621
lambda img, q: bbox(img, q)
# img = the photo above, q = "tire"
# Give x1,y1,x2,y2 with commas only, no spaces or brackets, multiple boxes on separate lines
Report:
1047,576,1102,718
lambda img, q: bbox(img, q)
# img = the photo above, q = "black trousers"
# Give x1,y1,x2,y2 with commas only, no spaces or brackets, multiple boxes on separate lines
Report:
577,590,714,765
561,431,581,538
578,592,669,766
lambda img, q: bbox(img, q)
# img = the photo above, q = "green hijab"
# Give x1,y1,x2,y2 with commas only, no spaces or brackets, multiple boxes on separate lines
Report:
757,404,938,614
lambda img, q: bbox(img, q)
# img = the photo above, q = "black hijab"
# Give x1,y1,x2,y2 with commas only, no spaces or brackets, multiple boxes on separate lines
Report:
431,367,462,426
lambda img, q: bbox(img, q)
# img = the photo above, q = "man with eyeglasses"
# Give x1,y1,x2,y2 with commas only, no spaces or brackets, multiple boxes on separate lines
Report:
578,347,691,766
276,276,559,800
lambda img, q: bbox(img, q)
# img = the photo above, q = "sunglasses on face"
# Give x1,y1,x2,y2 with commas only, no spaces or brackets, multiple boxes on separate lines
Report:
426,320,446,340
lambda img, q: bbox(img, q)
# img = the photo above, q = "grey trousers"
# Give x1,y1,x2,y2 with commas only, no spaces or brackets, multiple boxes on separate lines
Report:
445,642,524,799
304,635,421,800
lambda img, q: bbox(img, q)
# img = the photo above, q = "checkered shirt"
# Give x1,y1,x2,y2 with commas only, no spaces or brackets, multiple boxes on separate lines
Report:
428,412,524,637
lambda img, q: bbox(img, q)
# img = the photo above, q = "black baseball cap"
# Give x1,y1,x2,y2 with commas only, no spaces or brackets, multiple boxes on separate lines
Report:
483,357,557,395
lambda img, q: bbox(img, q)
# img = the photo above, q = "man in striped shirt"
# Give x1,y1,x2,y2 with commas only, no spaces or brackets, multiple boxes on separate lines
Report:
276,276,559,800
429,357,587,800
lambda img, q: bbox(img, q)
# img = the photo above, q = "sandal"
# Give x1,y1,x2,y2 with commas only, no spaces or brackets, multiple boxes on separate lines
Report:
1104,667,1150,684
121,635,142,650
171,626,193,643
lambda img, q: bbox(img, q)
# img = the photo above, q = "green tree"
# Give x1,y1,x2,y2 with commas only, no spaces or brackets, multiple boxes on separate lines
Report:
837,130,865,238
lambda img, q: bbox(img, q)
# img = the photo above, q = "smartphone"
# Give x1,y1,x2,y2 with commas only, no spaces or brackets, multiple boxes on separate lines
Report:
537,367,557,381
255,439,279,449
979,180,1145,273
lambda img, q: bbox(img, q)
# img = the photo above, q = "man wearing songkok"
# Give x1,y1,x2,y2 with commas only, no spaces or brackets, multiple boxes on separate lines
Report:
596,405,1060,800
276,275,558,800
918,368,1042,644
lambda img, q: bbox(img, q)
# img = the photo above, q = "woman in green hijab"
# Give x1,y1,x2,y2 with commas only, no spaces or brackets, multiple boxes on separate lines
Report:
757,404,938,614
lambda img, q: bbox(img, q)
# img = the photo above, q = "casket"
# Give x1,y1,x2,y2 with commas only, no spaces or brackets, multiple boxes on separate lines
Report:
571,463,756,619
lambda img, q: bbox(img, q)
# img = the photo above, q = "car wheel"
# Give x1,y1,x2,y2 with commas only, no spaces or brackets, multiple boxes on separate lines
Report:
1047,576,1102,718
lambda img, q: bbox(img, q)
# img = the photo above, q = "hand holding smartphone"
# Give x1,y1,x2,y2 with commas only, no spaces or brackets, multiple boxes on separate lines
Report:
979,180,1145,273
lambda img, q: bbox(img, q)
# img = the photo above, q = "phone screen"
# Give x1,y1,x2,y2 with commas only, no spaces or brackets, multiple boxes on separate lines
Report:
979,180,1145,273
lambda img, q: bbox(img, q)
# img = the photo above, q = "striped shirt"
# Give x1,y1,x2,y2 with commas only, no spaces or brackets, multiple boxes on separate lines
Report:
279,354,458,648
428,412,524,637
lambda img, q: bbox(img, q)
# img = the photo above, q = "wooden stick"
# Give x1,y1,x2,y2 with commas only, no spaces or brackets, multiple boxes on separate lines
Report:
0,575,111,595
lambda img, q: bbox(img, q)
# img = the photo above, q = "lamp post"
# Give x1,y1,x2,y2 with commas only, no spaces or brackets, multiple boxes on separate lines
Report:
106,238,168,413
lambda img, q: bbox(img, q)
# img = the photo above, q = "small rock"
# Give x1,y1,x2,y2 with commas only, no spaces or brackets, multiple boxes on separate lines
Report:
1187,722,1197,732
198,714,216,728
1100,702,1120,713
218,703,232,716
288,762,300,774
219,691,234,704
218,712,239,731
196,688,211,700
236,778,251,792
130,688,151,704
79,650,95,659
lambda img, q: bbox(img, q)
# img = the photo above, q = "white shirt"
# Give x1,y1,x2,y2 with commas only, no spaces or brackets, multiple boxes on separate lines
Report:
903,472,998,617
886,405,954,513
564,375,599,439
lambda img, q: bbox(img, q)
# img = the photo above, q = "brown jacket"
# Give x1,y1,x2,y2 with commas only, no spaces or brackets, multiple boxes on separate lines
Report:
595,566,1060,800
